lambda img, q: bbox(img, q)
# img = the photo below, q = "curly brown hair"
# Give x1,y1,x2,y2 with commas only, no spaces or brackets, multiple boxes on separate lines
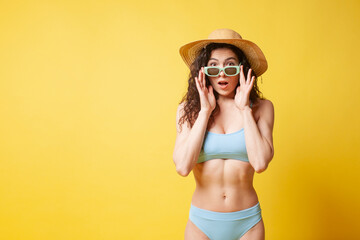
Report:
178,42,267,132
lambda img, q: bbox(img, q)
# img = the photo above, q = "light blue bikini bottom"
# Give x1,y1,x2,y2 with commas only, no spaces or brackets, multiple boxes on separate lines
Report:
189,202,262,240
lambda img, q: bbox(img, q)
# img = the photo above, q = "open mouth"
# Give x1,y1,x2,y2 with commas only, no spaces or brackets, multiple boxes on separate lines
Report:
218,81,229,86
217,81,229,89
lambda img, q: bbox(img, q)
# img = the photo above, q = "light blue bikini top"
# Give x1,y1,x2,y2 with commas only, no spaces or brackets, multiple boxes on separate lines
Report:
197,101,253,164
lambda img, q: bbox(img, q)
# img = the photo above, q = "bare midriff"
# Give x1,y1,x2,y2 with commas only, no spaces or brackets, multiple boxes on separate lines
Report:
191,158,259,212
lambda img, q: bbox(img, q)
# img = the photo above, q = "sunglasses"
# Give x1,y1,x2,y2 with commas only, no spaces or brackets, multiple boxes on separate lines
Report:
204,64,242,77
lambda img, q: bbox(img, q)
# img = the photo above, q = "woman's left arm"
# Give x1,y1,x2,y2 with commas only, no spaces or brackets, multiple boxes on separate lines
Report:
241,99,275,173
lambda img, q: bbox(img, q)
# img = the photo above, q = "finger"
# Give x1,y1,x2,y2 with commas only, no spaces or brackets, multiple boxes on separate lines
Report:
195,77,202,92
251,76,255,87
201,67,206,89
240,65,245,85
199,68,205,89
247,68,252,84
197,70,203,89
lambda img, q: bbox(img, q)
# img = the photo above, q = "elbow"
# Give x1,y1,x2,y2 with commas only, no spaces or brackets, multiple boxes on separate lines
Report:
173,156,190,177
255,165,267,174
176,167,190,177
254,158,271,174
255,150,274,174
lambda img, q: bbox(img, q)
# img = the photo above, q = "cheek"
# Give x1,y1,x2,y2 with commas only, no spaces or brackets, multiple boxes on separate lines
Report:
231,76,239,85
209,78,217,86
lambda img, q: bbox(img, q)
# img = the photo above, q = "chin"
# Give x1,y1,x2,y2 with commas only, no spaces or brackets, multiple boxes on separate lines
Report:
217,91,235,98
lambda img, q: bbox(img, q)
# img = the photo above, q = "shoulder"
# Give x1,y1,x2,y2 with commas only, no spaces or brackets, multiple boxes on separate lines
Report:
177,101,197,121
252,98,274,121
259,98,274,110
253,98,273,111
176,102,190,133
179,101,186,109
176,102,186,118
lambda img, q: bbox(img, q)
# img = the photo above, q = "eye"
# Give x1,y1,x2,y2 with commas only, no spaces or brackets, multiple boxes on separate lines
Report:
227,62,236,66
209,62,217,66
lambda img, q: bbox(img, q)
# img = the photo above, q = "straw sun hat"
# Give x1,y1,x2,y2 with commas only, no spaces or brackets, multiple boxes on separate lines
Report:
179,28,268,77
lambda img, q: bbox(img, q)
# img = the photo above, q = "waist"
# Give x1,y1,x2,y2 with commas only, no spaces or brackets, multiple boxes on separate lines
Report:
191,186,259,212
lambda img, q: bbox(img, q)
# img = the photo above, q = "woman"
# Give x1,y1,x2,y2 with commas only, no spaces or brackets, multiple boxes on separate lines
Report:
173,29,274,240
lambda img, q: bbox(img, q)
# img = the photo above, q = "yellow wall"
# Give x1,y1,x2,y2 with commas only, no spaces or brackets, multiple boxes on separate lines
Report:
1,0,359,239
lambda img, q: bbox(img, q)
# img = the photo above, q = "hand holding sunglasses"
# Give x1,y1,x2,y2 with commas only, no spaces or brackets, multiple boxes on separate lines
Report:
195,67,216,113
234,65,255,111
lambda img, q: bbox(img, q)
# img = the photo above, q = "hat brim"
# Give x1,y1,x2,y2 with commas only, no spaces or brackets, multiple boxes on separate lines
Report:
179,38,268,77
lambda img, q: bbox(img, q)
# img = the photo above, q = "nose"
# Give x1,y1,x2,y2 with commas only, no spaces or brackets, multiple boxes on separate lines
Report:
219,69,225,77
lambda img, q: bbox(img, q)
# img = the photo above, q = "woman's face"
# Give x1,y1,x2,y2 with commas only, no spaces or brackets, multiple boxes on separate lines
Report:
206,48,240,97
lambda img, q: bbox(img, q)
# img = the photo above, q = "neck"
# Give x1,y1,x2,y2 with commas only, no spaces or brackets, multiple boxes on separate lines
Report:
217,91,236,104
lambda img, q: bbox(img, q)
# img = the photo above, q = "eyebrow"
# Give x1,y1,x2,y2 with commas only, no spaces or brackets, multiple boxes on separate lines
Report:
209,57,238,62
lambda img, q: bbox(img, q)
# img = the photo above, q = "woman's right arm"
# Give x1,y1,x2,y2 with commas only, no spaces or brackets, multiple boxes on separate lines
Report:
172,103,211,177
173,67,216,177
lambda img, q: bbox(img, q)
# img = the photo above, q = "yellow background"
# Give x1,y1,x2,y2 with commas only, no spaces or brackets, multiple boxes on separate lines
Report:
1,0,359,239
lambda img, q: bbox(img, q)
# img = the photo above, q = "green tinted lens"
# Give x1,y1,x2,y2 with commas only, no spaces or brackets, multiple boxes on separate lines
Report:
207,67,220,76
224,67,238,76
